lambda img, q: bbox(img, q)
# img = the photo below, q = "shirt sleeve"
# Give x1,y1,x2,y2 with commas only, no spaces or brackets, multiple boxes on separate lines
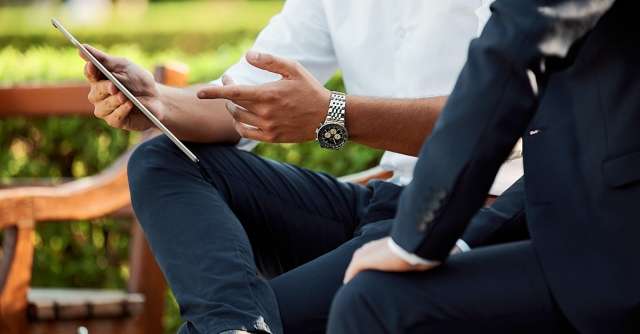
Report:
209,0,339,151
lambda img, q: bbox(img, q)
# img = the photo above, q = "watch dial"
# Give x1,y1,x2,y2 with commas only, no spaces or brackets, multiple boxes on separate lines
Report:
317,123,348,149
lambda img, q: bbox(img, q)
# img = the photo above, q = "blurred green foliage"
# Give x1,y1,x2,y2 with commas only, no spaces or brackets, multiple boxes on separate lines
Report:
0,1,381,333
0,1,282,53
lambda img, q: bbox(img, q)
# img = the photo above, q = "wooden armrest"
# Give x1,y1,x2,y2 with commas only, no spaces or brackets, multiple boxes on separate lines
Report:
0,151,132,229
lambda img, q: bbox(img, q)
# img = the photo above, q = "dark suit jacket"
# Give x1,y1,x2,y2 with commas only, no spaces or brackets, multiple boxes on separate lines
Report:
391,0,640,332
461,177,529,248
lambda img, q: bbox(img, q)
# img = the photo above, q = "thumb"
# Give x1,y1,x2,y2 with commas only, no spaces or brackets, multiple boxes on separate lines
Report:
245,51,300,79
82,44,127,71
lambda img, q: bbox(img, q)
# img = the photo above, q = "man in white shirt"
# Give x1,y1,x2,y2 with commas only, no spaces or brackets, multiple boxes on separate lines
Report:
82,1,515,333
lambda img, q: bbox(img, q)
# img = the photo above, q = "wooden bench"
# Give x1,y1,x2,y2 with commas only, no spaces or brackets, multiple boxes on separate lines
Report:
0,64,190,334
0,65,391,334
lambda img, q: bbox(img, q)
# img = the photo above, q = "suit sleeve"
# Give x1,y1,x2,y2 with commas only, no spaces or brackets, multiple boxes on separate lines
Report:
391,0,617,261
461,177,529,248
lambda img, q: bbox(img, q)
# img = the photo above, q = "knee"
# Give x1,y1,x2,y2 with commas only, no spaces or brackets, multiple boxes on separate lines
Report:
328,272,387,333
129,136,176,176
127,136,192,200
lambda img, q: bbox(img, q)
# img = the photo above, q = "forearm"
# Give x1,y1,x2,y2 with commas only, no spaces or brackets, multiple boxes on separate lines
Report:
158,84,241,144
346,95,446,156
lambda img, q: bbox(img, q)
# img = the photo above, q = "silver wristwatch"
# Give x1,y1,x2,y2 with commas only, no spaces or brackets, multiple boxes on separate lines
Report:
316,91,348,150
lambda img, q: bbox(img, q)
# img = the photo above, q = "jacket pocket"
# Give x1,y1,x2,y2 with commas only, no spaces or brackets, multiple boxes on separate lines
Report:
603,151,640,188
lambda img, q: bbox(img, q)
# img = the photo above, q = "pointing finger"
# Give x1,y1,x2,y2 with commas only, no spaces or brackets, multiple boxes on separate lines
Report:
197,84,262,102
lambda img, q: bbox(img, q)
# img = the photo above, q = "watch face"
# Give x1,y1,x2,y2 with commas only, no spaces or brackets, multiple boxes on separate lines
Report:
317,122,348,150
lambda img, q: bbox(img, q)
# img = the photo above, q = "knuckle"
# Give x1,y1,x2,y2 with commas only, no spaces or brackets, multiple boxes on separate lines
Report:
262,89,279,101
87,90,96,103
260,107,274,118
280,99,292,109
229,89,241,99
262,121,276,132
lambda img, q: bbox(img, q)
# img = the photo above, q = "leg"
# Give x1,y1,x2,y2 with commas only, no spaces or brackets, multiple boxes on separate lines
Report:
328,241,577,333
127,136,371,333
269,220,393,334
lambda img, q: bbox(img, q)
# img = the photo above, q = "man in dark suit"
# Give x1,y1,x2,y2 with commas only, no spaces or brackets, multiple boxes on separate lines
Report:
328,0,640,332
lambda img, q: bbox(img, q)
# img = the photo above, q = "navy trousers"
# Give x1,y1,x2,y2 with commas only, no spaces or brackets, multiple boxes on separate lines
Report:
127,136,402,334
327,240,576,333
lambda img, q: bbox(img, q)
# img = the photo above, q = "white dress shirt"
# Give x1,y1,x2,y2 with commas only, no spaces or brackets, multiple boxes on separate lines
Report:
212,0,521,195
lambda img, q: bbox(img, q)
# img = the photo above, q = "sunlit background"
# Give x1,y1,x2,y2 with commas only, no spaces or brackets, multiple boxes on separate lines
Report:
0,0,381,332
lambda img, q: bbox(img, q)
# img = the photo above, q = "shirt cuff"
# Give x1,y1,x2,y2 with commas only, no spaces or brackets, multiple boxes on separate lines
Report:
387,238,439,266
456,239,472,253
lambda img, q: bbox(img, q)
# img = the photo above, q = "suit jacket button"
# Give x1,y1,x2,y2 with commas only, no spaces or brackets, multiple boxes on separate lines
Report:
435,189,447,200
427,199,440,211
423,211,434,222
418,212,434,232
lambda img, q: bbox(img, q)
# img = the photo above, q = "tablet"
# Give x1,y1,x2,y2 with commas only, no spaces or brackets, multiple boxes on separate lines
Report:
51,18,200,163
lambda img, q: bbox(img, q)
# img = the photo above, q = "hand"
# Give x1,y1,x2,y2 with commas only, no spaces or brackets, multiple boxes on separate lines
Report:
81,45,165,131
197,51,331,143
343,237,439,284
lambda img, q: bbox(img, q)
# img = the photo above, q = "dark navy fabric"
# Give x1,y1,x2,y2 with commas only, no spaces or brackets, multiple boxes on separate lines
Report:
127,136,402,334
386,0,640,332
328,241,576,334
461,177,529,248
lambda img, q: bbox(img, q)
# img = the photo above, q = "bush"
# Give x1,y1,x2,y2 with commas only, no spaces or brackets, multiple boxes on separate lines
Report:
0,1,283,53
